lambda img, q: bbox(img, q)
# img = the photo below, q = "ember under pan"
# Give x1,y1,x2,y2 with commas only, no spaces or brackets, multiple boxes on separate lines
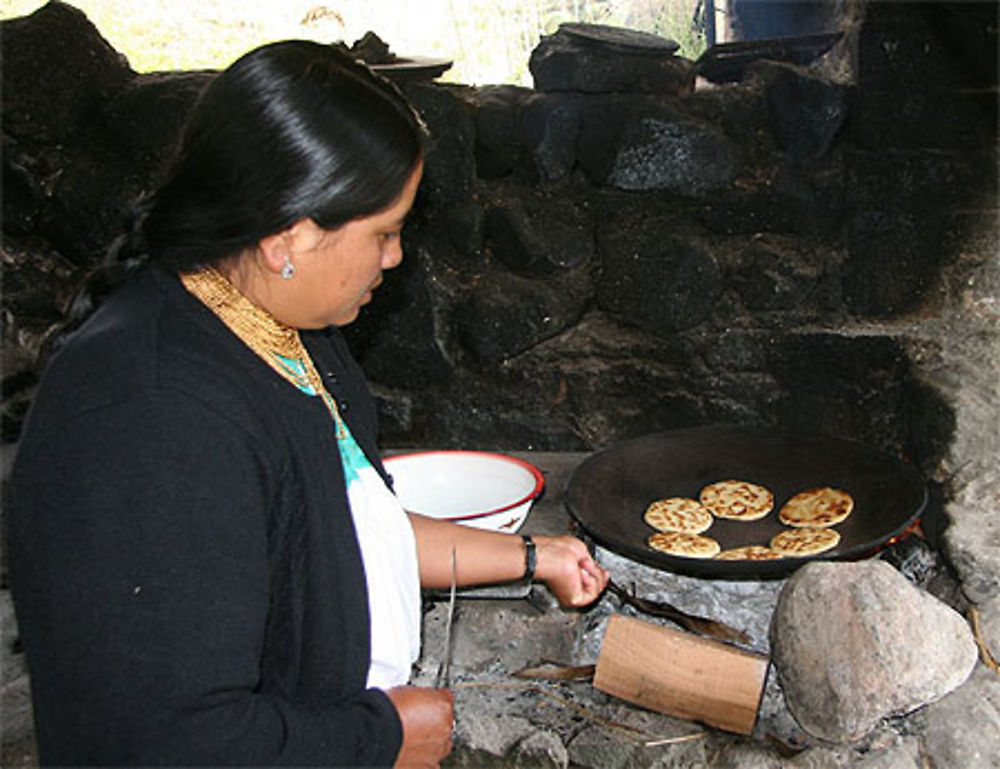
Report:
565,425,928,579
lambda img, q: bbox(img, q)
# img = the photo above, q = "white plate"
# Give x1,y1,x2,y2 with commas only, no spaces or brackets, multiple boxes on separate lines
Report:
385,450,545,532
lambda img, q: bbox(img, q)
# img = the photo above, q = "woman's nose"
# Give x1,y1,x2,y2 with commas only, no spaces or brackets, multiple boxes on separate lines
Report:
382,241,404,269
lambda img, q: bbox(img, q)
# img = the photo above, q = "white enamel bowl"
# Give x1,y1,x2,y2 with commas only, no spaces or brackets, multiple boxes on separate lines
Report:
385,450,545,532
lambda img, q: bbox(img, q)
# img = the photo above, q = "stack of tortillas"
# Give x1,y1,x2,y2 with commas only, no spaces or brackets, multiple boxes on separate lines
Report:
771,486,853,556
642,481,854,560
644,497,721,558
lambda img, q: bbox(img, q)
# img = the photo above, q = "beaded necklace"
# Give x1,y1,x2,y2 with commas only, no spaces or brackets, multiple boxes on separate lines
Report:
181,266,347,438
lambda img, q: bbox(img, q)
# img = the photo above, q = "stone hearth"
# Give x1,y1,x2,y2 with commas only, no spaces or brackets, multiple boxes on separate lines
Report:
410,454,998,769
2,1,999,767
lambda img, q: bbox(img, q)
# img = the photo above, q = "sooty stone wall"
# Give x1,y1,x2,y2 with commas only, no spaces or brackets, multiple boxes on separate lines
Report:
2,1,997,479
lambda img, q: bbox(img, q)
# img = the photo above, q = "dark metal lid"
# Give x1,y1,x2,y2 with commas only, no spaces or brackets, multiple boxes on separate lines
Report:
371,57,453,82
559,22,680,55
695,31,842,83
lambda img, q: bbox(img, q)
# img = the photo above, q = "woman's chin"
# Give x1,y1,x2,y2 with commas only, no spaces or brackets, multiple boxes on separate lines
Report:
332,307,362,327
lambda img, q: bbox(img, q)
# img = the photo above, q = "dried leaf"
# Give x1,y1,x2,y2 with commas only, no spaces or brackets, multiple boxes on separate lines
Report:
512,662,596,681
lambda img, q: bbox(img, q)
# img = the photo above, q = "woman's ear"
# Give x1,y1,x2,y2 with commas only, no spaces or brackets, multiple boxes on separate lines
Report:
257,228,295,276
257,219,323,276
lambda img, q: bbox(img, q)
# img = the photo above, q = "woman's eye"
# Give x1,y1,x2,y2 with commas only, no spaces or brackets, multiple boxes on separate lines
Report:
380,231,399,243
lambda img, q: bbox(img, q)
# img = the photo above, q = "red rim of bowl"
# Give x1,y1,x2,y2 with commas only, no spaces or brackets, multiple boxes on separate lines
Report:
384,450,546,521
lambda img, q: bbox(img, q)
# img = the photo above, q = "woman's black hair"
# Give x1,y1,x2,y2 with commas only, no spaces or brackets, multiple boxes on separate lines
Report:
45,40,425,362
131,39,427,273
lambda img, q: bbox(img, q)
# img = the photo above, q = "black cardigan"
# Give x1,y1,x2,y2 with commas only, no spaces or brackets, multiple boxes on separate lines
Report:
9,267,403,766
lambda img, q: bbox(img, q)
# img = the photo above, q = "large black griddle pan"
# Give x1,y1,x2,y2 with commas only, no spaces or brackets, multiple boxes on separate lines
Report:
565,425,927,579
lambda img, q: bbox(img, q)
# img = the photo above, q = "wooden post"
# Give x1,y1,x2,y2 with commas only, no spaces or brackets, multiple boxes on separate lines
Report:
594,615,769,735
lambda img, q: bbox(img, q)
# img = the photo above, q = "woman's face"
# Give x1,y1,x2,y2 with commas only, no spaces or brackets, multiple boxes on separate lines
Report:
261,160,424,329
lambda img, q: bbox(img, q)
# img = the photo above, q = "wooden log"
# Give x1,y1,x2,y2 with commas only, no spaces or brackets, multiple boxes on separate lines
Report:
593,614,769,735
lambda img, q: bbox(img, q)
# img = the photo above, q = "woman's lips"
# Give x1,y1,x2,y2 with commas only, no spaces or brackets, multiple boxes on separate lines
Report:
361,280,380,304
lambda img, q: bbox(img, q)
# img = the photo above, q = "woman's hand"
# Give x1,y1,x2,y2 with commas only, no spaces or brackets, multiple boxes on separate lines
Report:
387,686,454,769
407,514,608,604
533,535,609,608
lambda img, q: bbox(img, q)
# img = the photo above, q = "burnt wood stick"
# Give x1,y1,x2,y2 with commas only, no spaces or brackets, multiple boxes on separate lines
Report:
606,579,751,646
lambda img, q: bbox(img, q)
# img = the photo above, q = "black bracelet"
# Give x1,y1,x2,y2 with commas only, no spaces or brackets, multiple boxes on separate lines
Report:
521,534,537,582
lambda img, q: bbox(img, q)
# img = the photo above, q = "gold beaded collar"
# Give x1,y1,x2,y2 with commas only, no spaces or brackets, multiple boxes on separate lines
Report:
180,266,346,434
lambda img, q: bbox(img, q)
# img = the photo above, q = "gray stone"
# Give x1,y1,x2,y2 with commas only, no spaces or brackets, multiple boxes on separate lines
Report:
415,599,581,685
771,560,979,742
1,238,77,361
472,85,531,179
596,222,722,335
755,668,813,751
843,208,948,318
766,332,946,466
912,233,1000,604
786,744,875,769
509,729,568,768
440,200,485,255
710,741,782,769
454,263,590,366
1,136,69,237
38,146,147,267
938,330,1000,603
412,375,588,451
485,194,594,278
1,2,133,147
483,194,594,277
344,245,453,394
876,535,965,611
921,665,1000,769
945,492,1000,605
730,234,839,315
714,740,882,769
528,29,694,95
0,660,33,757
697,157,846,239
846,148,998,218
519,93,583,183
369,384,415,437
401,82,476,206
496,312,956,457
845,744,920,769
0,238,80,441
977,597,1000,657
605,117,738,195
1,590,34,751
754,61,849,161
481,314,702,446
565,718,710,769
575,95,740,196
447,686,533,766
566,726,633,769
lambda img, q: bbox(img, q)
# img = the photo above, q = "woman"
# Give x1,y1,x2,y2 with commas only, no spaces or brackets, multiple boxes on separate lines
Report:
8,40,607,768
